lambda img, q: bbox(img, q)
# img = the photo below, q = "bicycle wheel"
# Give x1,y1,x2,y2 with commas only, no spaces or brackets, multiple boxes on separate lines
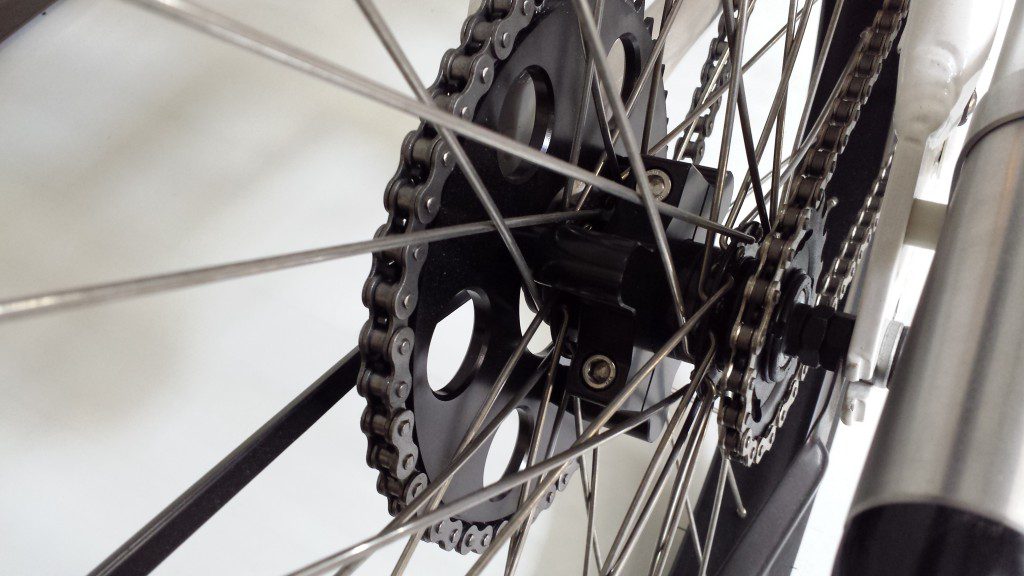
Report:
0,0,905,574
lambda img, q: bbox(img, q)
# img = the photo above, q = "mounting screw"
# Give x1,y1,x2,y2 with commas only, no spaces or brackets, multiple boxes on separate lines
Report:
582,355,616,389
640,168,672,201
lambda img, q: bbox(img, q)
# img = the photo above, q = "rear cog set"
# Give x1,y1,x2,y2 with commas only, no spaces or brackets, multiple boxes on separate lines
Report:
357,0,667,553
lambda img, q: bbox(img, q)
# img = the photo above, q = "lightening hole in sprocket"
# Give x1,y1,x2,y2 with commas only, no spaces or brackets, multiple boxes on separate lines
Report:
484,409,530,492
603,35,641,119
496,66,555,181
426,293,485,396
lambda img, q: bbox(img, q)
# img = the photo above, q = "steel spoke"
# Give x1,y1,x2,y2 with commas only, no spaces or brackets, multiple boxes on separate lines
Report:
641,0,676,153
127,0,751,243
569,0,688,335
697,454,730,576
777,31,868,195
355,0,541,310
573,397,604,576
387,299,555,576
725,461,748,518
504,312,570,576
793,0,845,150
720,0,770,233
563,0,603,209
723,0,816,230
649,0,819,160
464,280,732,576
647,340,717,576
289,385,696,576
604,380,714,575
601,347,714,571
573,0,691,203
699,0,749,298
0,210,595,323
771,0,799,222
584,447,601,576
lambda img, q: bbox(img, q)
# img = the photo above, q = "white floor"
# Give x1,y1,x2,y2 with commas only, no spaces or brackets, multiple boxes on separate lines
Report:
0,1,927,574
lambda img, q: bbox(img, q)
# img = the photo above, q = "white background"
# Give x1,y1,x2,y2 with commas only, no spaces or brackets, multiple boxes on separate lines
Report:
0,0,993,573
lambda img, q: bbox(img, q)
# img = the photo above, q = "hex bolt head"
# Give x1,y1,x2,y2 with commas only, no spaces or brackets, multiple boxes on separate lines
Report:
582,355,617,389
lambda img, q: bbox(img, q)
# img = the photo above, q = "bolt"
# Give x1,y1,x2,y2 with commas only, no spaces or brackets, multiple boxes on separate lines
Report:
480,66,491,83
582,355,616,389
398,338,411,355
639,168,672,201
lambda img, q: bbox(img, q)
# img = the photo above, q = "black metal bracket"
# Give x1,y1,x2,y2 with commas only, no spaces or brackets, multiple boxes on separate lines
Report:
88,348,361,576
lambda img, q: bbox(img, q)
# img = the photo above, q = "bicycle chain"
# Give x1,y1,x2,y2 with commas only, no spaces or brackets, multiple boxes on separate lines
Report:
676,7,734,163
817,148,894,308
355,0,566,555
719,0,908,466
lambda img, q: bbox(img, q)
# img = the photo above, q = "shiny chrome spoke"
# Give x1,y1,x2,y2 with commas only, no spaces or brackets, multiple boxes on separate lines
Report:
569,0,689,334
0,210,595,323
128,0,751,244
647,478,701,576
355,0,541,310
584,447,602,576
